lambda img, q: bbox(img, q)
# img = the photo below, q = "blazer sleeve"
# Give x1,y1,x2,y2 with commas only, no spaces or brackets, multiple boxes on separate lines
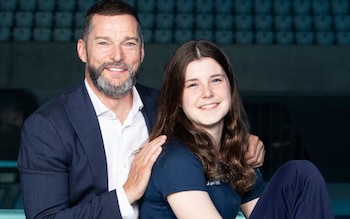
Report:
18,97,122,219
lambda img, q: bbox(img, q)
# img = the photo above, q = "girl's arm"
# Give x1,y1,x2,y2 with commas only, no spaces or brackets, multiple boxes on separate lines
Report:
240,198,259,218
167,190,223,219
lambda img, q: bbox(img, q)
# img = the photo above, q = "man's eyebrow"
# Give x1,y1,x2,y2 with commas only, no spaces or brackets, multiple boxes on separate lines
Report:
95,36,107,39
124,36,140,42
94,36,112,41
94,36,140,42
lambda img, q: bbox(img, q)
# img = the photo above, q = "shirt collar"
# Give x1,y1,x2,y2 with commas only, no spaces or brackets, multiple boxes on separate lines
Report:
84,79,144,118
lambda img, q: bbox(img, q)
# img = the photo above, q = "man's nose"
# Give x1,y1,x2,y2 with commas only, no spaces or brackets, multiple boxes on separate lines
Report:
110,45,124,61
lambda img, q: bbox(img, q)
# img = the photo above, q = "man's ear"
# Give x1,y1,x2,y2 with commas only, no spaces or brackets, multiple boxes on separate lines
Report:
77,39,87,63
141,42,145,63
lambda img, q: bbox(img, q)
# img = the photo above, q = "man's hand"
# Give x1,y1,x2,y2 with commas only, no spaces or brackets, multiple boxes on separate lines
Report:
246,134,265,168
123,135,166,204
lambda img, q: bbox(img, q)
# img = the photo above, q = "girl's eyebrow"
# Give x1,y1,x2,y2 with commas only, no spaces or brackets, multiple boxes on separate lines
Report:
185,78,198,82
185,73,225,82
211,72,226,77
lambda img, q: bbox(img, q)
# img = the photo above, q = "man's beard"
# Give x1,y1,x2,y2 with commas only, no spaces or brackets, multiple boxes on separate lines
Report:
88,61,138,98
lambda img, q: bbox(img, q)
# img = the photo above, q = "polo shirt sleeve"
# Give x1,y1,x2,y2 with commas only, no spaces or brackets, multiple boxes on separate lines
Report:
241,168,266,204
152,142,208,200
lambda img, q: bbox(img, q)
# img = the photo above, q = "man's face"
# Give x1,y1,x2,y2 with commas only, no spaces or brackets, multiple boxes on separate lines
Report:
79,14,144,98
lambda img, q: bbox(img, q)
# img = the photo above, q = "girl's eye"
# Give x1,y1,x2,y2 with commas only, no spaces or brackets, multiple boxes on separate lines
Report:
186,82,198,88
212,77,223,83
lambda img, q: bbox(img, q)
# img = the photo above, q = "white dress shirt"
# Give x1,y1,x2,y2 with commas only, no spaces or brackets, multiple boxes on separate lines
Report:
85,79,149,218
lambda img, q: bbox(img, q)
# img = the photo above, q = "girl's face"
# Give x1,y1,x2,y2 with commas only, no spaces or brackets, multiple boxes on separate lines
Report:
182,57,231,137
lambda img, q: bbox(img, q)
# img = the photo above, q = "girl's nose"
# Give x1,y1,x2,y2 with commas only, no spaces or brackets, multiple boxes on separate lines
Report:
202,85,213,98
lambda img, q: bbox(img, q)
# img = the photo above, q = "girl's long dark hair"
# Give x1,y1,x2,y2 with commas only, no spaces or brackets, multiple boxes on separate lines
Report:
150,40,256,194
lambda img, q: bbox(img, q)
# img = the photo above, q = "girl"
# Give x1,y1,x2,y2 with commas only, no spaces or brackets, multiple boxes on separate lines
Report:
140,40,333,219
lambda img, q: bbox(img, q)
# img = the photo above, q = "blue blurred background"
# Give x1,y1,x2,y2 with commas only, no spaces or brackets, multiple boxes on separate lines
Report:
0,0,349,218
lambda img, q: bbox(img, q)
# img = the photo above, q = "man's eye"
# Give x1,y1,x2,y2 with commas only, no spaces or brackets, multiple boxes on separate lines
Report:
125,42,136,47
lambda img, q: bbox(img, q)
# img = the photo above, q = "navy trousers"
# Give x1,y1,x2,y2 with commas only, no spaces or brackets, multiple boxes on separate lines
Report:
250,160,334,219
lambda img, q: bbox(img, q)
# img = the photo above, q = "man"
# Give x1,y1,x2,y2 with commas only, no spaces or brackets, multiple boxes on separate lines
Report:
18,1,265,218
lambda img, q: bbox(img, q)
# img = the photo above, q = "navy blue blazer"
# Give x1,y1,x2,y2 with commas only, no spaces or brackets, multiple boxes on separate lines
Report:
18,82,159,219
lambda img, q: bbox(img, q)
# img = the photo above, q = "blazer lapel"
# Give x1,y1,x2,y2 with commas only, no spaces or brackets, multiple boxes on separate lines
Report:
136,84,159,133
66,84,108,193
